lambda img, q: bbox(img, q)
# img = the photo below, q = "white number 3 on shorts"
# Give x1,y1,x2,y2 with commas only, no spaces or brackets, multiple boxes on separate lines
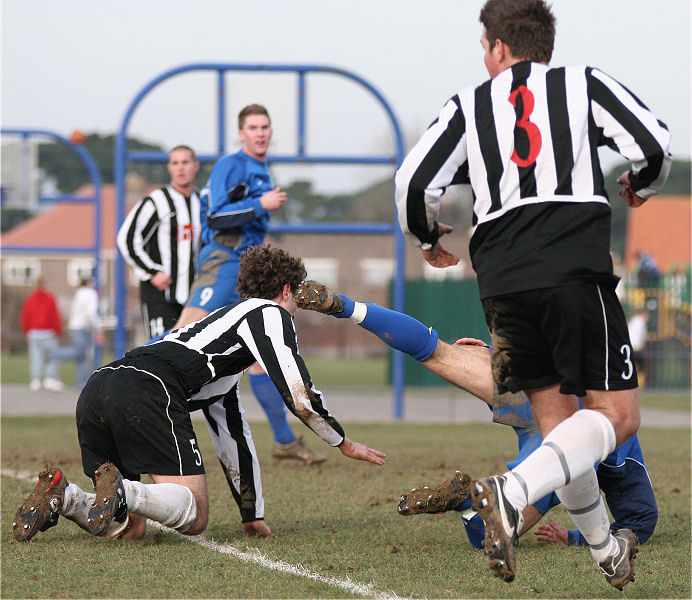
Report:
620,344,634,380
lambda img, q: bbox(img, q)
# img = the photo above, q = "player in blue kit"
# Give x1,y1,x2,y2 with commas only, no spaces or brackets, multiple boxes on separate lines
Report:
294,280,657,549
173,104,326,466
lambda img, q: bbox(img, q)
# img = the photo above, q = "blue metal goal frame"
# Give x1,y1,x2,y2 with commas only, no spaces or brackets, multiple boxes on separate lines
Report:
1,128,103,366
114,63,408,419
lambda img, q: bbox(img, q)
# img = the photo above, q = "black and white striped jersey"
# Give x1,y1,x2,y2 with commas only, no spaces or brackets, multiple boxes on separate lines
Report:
395,61,672,299
116,185,201,305
126,297,346,447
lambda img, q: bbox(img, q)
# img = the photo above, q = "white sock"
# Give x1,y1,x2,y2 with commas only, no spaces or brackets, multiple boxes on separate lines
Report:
556,469,617,563
350,301,368,324
503,409,616,511
61,483,96,532
123,480,197,532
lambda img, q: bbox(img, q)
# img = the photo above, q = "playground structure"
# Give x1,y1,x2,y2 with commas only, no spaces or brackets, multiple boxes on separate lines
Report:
114,63,409,418
0,128,103,367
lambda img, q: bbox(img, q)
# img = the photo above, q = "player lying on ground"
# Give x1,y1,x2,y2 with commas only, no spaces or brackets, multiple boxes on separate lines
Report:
294,280,657,549
12,246,385,543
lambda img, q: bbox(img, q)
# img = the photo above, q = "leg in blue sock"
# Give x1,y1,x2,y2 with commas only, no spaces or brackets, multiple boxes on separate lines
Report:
456,497,486,548
336,295,438,361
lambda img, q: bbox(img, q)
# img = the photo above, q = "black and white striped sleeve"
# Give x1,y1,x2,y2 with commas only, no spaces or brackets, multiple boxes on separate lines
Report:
394,96,470,249
116,196,163,281
238,304,346,446
587,68,672,199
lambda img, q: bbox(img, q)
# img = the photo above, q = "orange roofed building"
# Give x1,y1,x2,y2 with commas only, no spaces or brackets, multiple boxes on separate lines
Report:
625,195,691,273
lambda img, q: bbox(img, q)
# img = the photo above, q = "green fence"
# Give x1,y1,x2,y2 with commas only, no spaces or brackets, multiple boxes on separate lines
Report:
391,276,691,389
390,279,488,386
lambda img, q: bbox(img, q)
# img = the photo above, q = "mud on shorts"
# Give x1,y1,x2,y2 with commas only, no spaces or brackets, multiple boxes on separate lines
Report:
482,283,638,397
76,358,206,482
186,245,240,313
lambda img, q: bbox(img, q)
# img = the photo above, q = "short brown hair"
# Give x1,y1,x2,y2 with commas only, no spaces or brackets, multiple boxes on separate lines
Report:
169,145,197,161
238,104,270,129
236,245,306,300
480,0,555,63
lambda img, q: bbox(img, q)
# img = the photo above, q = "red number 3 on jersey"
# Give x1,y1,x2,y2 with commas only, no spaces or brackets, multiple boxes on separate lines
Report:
508,85,542,167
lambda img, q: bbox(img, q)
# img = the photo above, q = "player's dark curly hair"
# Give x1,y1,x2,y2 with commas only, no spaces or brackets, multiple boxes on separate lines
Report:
480,0,555,64
236,245,307,300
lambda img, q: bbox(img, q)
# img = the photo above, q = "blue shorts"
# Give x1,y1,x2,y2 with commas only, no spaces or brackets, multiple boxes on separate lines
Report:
187,245,240,312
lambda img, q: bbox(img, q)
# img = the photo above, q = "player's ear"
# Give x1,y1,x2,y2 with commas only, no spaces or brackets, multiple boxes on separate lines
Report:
282,283,292,300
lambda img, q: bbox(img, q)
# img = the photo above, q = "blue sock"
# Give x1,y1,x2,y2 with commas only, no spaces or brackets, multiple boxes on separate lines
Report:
354,300,438,361
334,295,355,318
456,498,485,549
248,373,296,445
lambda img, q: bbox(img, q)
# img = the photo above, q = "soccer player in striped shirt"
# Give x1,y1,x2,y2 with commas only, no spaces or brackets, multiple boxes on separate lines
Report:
394,0,670,589
116,145,201,339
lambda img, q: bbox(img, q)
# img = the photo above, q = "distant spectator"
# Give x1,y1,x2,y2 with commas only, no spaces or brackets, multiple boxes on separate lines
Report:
635,251,661,288
50,277,104,389
19,278,63,392
628,310,649,383
665,265,690,307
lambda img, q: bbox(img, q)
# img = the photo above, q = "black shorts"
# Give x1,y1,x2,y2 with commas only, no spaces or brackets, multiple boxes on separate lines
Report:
140,282,183,338
483,283,638,397
76,358,205,482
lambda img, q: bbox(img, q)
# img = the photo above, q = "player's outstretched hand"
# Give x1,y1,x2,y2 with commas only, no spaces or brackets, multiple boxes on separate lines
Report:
338,437,386,466
533,519,568,547
617,171,646,208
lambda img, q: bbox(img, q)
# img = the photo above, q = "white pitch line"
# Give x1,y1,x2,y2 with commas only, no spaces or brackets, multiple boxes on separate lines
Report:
4,469,414,600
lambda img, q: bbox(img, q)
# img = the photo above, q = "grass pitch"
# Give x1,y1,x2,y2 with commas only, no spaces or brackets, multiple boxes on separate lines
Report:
2,415,690,599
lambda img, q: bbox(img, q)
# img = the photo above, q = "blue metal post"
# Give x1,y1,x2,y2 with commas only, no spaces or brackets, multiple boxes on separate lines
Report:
114,63,408,417
1,128,103,367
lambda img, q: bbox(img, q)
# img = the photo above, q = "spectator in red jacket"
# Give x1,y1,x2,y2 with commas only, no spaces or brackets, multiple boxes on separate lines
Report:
20,278,64,392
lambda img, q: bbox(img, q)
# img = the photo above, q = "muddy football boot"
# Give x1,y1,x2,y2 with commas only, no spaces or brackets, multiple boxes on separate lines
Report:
13,466,68,541
398,471,472,515
87,462,128,536
294,280,344,315
471,475,522,583
271,436,327,465
598,529,639,590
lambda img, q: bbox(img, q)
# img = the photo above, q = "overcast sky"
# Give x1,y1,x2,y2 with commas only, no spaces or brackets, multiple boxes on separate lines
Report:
3,0,690,193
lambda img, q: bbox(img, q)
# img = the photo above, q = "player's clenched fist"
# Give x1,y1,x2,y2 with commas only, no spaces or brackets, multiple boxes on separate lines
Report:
260,187,287,211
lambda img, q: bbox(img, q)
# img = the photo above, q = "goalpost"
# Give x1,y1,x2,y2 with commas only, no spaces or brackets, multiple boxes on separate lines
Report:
114,63,408,418
1,128,103,367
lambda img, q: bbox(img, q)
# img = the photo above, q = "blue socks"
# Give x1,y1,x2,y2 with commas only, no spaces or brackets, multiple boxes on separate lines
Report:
456,498,485,549
333,295,355,318
337,296,438,362
248,373,296,445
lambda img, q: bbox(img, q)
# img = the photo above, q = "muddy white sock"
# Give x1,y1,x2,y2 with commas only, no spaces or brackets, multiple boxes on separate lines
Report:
503,410,616,511
123,480,196,531
61,483,96,532
556,470,617,562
